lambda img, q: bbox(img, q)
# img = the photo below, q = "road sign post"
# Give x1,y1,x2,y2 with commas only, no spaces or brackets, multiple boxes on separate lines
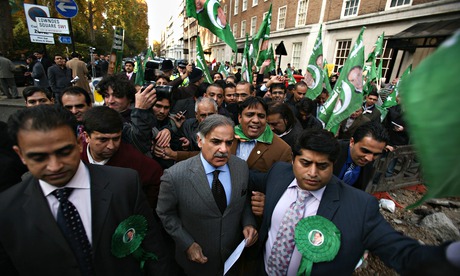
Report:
55,0,78,53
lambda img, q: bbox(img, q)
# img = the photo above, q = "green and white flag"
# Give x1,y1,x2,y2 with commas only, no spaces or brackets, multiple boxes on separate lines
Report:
241,34,253,84
255,4,272,67
143,46,154,68
186,0,237,51
218,63,228,78
402,31,460,207
196,36,213,83
364,32,385,94
381,64,412,109
287,67,297,85
134,56,145,86
262,44,276,74
306,25,325,100
323,60,332,93
319,27,366,133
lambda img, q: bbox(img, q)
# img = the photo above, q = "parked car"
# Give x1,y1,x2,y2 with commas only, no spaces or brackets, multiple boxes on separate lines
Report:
12,60,28,87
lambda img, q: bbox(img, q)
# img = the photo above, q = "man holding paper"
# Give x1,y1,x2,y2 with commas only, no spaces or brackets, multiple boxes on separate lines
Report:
157,114,258,275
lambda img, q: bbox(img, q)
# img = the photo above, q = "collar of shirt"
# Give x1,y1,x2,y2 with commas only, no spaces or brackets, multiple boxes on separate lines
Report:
126,72,133,78
363,104,375,111
278,127,293,138
287,178,326,203
39,161,90,196
86,145,109,165
200,153,229,174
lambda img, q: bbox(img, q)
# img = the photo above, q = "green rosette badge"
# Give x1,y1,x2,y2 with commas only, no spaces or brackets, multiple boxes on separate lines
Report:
295,215,341,276
111,215,157,268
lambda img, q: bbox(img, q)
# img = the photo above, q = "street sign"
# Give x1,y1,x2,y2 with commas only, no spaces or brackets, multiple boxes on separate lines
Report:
36,17,70,34
55,0,78,18
58,36,72,44
24,4,54,44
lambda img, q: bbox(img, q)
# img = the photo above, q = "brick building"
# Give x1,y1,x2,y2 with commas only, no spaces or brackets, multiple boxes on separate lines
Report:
176,0,460,81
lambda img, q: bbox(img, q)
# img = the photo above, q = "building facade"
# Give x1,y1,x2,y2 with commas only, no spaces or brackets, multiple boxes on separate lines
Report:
164,0,460,80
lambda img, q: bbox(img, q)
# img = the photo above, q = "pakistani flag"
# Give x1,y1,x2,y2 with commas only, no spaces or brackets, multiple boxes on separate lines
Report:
186,0,237,51
218,63,228,78
241,34,253,84
143,46,154,68
382,65,411,109
255,4,272,67
134,56,145,86
402,31,460,207
364,33,385,94
196,36,213,84
287,68,296,85
319,27,366,133
262,44,276,74
305,25,325,100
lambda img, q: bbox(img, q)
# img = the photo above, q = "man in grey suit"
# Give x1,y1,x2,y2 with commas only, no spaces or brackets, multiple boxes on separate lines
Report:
157,114,258,275
0,105,171,275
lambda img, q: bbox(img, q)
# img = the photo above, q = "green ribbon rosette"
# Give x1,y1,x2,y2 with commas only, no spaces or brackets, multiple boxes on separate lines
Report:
295,215,341,276
111,215,157,269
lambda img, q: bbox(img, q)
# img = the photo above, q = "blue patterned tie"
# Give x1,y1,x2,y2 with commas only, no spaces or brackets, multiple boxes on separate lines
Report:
342,163,357,185
52,188,93,276
267,187,310,275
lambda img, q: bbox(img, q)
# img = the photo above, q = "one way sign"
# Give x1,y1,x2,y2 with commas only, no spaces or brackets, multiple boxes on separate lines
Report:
55,0,78,18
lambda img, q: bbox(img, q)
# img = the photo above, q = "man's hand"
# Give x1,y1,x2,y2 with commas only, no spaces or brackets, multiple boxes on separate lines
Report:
155,128,171,148
186,242,208,264
179,137,190,150
135,84,157,109
251,191,265,216
181,64,193,79
243,226,258,247
170,111,187,129
385,145,395,152
259,59,271,74
154,144,177,160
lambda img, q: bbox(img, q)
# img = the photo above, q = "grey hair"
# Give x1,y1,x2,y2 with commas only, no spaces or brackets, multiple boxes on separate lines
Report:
197,114,234,140
195,96,218,113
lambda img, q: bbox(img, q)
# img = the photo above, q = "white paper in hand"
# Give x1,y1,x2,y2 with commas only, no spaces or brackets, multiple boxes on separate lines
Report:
224,239,247,275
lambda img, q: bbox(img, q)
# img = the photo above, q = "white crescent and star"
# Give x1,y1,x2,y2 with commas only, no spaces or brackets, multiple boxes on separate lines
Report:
207,0,224,29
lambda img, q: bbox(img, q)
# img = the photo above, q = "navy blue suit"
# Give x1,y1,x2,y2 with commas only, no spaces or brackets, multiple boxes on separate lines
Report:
256,162,445,275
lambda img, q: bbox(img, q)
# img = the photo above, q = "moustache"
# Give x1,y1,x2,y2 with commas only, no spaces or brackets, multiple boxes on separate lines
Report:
214,153,228,158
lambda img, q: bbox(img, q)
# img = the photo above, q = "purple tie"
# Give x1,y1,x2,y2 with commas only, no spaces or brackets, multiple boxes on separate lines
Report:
266,187,310,275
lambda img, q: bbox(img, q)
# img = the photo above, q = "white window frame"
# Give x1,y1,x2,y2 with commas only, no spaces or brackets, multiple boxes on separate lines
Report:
242,0,247,12
234,0,239,15
296,0,308,27
385,0,412,10
291,42,302,69
253,0,258,7
241,20,247,38
341,0,360,18
333,39,352,73
277,6,287,30
250,16,257,36
233,23,238,38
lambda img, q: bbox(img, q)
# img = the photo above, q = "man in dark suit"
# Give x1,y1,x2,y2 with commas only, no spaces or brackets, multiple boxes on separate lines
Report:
0,105,171,276
334,121,387,190
156,114,258,276
256,129,457,275
124,60,136,83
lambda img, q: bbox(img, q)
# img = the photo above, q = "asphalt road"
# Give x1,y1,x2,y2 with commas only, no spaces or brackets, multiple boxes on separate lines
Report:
0,86,27,122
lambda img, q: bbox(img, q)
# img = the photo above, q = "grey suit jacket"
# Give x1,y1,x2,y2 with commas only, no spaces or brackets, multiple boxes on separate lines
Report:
157,154,256,276
0,163,171,276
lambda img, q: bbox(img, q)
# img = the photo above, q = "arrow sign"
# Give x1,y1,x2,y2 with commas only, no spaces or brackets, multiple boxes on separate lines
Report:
55,0,78,18
58,36,72,44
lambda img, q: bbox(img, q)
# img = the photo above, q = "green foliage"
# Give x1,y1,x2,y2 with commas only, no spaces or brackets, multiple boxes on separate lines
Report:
9,0,148,59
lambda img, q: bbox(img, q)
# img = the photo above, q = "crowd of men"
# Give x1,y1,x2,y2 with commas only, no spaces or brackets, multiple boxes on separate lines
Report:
0,53,459,276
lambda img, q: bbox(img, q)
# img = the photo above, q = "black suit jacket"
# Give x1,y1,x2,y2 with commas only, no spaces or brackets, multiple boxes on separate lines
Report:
0,163,171,276
333,140,374,190
255,162,445,275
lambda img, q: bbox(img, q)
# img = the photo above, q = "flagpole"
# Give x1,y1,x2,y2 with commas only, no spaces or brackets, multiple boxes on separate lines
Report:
188,18,191,64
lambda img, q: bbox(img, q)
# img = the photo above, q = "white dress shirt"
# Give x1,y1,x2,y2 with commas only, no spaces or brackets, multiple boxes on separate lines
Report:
39,161,93,244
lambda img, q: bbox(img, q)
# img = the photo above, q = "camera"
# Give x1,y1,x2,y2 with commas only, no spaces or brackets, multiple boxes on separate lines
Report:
89,47,96,51
141,81,173,99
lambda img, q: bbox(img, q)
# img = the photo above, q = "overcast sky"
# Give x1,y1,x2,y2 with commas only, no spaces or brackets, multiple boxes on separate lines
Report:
146,0,179,43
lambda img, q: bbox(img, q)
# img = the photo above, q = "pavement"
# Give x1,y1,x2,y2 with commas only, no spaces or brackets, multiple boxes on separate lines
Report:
0,86,27,122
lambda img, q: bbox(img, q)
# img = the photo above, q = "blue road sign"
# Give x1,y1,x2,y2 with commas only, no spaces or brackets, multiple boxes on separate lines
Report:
55,0,78,18
58,36,72,44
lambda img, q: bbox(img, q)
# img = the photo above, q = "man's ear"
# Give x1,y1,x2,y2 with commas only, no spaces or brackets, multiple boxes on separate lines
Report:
13,145,26,165
349,137,355,148
197,134,203,149
84,131,90,144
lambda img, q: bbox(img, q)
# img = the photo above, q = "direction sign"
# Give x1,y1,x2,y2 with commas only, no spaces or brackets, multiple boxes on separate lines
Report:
55,0,78,18
58,36,72,44
36,17,70,34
